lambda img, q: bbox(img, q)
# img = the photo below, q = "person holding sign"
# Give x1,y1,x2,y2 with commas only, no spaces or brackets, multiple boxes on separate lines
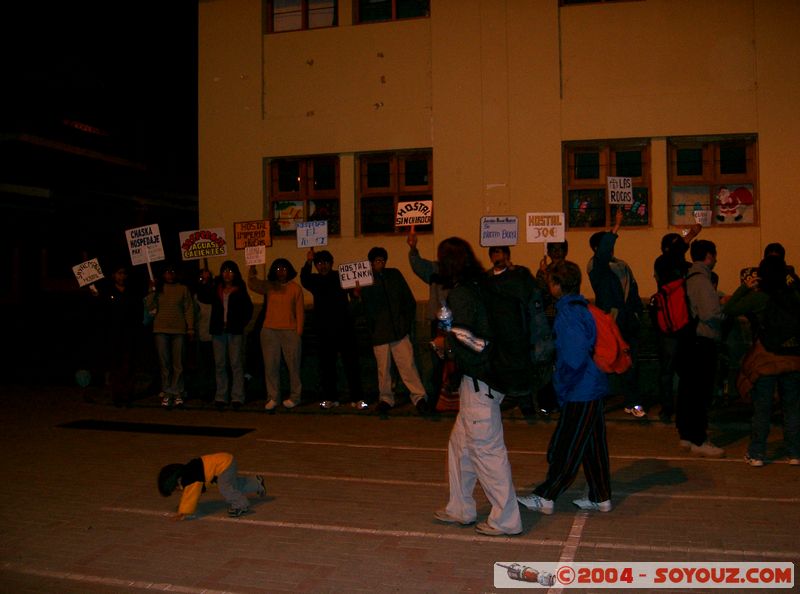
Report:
145,263,195,409
248,259,304,410
352,247,429,414
300,248,364,409
587,210,645,418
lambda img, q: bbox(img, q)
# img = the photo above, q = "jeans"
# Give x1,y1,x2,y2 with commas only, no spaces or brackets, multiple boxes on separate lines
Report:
213,333,245,404
154,333,186,395
749,372,800,460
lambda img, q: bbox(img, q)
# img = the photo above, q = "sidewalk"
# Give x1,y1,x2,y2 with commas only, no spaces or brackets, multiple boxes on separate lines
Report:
1,383,797,593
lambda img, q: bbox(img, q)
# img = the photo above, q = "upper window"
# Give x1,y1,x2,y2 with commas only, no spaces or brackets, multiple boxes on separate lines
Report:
355,0,429,23
266,0,337,33
267,156,340,236
358,150,432,234
668,135,758,226
563,140,651,229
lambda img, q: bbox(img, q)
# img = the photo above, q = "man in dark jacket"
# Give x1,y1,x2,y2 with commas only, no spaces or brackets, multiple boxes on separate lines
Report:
354,247,428,413
588,209,644,417
300,248,364,409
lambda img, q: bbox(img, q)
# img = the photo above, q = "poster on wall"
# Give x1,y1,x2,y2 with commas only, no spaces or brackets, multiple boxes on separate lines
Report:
480,216,518,247
714,185,754,224
178,228,227,261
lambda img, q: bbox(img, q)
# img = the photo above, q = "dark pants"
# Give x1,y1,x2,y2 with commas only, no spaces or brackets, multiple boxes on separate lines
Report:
676,336,718,446
534,399,611,503
656,332,681,416
318,327,363,402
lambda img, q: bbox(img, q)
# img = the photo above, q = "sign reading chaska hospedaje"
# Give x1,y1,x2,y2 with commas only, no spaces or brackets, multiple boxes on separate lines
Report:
179,228,228,261
126,224,165,266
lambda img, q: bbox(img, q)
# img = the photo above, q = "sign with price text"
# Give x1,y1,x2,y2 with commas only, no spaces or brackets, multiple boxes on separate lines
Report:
526,212,565,243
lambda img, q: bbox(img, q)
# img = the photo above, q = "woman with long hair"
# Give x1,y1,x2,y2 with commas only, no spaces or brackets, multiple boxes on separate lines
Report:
433,237,522,537
210,260,253,410
248,258,304,410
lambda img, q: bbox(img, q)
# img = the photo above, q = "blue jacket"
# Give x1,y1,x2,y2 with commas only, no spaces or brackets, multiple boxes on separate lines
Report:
553,294,607,405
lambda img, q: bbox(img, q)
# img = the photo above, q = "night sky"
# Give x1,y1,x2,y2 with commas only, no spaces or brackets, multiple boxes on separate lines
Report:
3,1,199,192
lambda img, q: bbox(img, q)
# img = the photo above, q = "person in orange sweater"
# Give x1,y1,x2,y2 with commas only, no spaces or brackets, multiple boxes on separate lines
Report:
158,452,265,519
248,259,305,410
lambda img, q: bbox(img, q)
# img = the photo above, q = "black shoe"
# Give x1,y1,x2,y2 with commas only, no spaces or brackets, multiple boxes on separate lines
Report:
377,401,392,414
415,398,429,415
215,401,226,411
232,402,242,411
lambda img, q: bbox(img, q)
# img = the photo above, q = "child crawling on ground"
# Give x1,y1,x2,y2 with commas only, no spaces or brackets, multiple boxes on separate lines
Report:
158,452,265,520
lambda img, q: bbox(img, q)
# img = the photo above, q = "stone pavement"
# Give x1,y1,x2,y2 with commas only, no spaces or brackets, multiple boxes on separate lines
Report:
1,384,798,594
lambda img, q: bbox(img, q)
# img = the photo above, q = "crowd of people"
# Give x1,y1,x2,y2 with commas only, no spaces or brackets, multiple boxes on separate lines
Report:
91,223,800,532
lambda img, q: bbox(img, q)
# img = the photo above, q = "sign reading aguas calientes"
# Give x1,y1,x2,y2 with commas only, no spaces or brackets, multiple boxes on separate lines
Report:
395,200,432,227
179,228,227,261
338,260,374,290
126,224,165,265
233,219,272,250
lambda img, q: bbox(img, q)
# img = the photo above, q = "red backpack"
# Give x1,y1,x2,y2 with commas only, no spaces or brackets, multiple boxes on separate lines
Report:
649,272,699,335
586,303,632,374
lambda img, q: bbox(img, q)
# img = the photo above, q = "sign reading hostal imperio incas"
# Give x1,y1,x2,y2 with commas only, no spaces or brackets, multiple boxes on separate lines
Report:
179,228,227,261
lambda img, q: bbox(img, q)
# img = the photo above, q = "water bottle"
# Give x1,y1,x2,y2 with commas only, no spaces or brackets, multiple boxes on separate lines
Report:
436,302,453,332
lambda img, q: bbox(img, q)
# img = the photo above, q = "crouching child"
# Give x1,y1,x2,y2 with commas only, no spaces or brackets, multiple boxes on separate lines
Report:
158,452,266,520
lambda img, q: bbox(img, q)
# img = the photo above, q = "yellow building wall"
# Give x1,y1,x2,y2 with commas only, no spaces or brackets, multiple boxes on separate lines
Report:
199,0,800,301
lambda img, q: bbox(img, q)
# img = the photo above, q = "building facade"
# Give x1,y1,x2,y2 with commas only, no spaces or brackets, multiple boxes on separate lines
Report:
199,0,800,300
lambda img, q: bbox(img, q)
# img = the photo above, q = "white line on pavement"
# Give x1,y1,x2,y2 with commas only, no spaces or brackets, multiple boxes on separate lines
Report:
0,562,242,594
102,507,800,560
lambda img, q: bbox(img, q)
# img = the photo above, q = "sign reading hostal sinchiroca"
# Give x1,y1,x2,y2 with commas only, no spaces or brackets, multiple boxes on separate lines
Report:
179,228,227,260
126,224,165,265
395,200,432,227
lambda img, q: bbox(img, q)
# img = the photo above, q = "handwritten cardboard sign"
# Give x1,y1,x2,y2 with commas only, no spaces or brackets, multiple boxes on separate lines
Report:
126,224,165,266
526,212,565,243
338,260,374,289
179,228,227,261
245,245,266,266
233,220,271,250
395,200,432,227
480,216,518,247
296,220,328,248
72,258,104,287
608,176,633,205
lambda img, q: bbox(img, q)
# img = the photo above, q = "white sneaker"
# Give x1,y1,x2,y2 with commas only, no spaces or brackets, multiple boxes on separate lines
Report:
516,493,554,515
572,497,612,512
264,400,278,411
678,439,692,450
789,458,800,466
350,400,369,410
282,399,298,409
624,405,646,418
690,441,725,458
744,454,764,467
319,400,339,409
160,393,171,408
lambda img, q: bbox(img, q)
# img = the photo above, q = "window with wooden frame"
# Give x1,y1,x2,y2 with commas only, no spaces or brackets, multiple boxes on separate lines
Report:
563,140,651,229
354,0,429,23
265,0,337,33
267,156,340,236
668,135,758,227
358,150,432,235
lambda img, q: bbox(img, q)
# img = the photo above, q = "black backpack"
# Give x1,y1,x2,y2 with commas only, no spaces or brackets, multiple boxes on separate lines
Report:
760,290,800,355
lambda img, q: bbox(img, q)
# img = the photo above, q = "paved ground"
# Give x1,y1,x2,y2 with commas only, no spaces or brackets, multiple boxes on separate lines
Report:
1,384,798,593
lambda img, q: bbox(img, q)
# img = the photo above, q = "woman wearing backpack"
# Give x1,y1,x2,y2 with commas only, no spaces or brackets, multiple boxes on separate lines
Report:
724,256,800,466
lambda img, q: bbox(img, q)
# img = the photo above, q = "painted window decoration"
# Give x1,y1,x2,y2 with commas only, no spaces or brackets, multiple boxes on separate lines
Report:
668,136,757,227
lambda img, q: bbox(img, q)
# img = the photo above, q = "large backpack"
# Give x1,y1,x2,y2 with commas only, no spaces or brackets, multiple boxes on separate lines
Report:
760,291,800,355
586,303,633,374
648,272,699,335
